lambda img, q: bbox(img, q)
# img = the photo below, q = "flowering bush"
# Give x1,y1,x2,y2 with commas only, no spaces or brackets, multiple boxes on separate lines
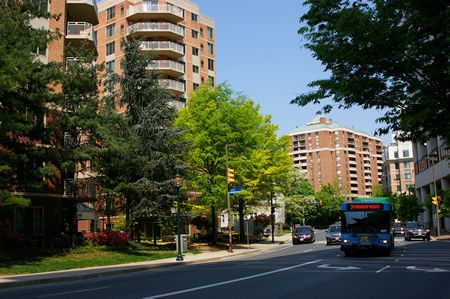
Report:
85,231,128,246
0,232,37,249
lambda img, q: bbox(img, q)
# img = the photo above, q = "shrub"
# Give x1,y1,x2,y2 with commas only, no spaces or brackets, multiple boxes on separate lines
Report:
0,232,37,249
85,231,128,246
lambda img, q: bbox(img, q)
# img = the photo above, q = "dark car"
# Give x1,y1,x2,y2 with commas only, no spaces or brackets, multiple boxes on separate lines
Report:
292,226,315,244
326,224,341,245
394,222,406,237
405,222,431,241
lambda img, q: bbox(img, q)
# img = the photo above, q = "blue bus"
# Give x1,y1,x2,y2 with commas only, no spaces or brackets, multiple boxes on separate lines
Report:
340,197,394,256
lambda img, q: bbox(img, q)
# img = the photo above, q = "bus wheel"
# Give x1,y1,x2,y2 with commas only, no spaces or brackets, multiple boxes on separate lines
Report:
344,249,352,257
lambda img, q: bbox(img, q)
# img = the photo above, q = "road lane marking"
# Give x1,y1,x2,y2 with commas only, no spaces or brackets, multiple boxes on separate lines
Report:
401,254,404,257
36,286,109,297
304,249,312,252
336,254,341,257
142,260,322,299
317,264,361,271
395,259,399,262
406,266,449,273
376,265,390,273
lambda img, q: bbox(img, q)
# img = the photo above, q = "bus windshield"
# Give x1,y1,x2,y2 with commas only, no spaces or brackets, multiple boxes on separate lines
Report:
342,210,391,234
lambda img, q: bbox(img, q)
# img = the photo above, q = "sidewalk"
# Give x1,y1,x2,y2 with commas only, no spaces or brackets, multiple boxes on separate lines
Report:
0,234,292,289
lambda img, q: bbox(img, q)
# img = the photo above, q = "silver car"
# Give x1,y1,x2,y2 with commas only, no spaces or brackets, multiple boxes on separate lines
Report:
326,225,341,245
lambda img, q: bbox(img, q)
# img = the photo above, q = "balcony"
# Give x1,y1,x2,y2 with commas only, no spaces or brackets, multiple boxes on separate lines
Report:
66,22,97,49
127,3,184,23
67,0,99,25
129,22,184,40
147,60,185,77
159,79,185,95
140,41,184,58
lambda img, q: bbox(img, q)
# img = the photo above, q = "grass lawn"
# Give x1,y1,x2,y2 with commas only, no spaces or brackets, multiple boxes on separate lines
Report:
0,245,180,276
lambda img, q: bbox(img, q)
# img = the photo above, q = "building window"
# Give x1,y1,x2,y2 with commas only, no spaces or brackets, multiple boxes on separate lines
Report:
106,60,115,72
201,60,204,68
207,26,213,38
120,5,124,15
405,172,411,179
395,162,399,170
106,23,115,38
192,29,198,39
207,43,214,55
14,207,44,236
106,41,115,55
106,6,115,20
208,76,214,86
394,151,398,158
404,161,410,168
208,59,214,71
397,185,401,191
191,12,198,22
120,24,124,34
200,27,204,36
193,65,199,73
403,150,409,157
193,83,199,90
395,174,400,180
200,43,204,51
192,47,199,56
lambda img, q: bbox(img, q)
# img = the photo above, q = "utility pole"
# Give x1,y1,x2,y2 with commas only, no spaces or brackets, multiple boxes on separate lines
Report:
226,143,236,253
430,156,440,237
270,192,275,243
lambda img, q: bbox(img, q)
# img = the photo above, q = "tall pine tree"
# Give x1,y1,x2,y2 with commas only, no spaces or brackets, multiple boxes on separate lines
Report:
96,34,186,238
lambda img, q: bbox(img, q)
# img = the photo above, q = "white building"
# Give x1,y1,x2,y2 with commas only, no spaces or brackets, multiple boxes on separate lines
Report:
413,136,450,232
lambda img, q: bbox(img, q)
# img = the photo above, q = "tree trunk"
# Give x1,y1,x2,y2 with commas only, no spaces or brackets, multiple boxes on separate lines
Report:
211,205,217,245
239,199,245,242
70,201,77,248
125,200,132,240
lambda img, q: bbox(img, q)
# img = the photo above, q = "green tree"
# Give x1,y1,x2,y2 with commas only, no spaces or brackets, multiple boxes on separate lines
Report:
284,166,315,226
371,184,386,197
313,181,347,227
0,1,58,207
394,193,424,222
96,34,186,239
292,0,450,143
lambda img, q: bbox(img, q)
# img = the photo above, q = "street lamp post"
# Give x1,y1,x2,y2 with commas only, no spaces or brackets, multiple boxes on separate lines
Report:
429,156,440,237
226,143,236,253
174,174,184,261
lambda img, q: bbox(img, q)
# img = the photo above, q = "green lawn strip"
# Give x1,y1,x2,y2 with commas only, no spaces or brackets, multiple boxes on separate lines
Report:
0,247,177,275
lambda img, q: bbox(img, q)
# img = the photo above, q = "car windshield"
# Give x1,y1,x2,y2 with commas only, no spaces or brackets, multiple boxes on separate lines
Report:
294,227,310,234
329,226,340,233
394,223,404,228
409,222,426,229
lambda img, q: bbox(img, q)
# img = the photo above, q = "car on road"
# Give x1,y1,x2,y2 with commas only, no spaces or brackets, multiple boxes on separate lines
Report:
394,222,406,237
263,227,271,238
292,226,315,244
326,224,341,245
405,221,431,241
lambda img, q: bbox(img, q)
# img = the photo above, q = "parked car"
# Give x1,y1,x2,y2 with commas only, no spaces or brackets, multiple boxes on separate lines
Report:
405,222,431,241
326,224,341,245
263,227,271,238
394,222,406,237
292,226,315,244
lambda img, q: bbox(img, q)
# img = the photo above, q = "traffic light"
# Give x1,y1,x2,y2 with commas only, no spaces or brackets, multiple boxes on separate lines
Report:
227,168,234,184
432,196,439,206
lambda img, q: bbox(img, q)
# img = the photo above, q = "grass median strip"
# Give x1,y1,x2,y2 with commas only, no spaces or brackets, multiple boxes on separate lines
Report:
0,245,182,276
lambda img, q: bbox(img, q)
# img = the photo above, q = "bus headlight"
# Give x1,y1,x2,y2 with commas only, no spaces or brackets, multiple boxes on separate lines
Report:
341,239,350,243
380,240,390,244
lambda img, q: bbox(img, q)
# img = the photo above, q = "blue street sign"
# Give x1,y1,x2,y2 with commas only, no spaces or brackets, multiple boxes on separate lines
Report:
229,187,242,194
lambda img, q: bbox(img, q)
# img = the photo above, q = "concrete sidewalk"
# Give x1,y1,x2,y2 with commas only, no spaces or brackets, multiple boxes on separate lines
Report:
0,234,292,289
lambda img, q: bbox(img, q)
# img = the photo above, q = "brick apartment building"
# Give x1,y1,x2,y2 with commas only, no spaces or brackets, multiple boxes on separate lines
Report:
289,116,383,198
96,0,216,109
382,134,415,194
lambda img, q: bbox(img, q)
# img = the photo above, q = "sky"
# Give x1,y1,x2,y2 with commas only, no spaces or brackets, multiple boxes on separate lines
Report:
192,0,392,145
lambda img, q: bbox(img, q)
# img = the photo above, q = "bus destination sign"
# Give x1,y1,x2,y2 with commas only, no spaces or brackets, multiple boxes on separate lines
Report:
347,203,383,210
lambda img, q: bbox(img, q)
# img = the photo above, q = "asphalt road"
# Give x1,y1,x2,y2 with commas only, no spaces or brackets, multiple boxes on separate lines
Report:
2,230,450,299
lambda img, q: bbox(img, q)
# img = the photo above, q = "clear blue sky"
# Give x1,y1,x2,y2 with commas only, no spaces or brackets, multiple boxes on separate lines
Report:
193,0,392,145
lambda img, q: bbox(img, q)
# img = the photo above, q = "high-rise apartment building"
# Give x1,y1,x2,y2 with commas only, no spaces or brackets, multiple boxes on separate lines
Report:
289,116,383,198
96,0,216,109
382,134,415,194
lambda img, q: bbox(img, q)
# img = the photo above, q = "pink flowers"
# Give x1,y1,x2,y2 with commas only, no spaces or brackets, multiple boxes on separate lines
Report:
85,231,128,246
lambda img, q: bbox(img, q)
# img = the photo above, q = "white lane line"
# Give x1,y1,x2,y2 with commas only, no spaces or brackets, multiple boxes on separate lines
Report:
36,286,109,297
395,259,399,262
336,254,341,257
401,254,404,257
142,260,322,299
304,249,312,252
376,265,390,273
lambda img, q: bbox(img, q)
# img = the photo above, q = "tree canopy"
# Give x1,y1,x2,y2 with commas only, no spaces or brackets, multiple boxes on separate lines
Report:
292,0,450,143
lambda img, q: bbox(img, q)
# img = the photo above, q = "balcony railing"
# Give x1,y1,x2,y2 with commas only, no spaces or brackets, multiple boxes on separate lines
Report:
129,22,184,37
159,79,185,93
148,60,185,74
140,41,184,55
128,3,184,20
67,22,93,38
